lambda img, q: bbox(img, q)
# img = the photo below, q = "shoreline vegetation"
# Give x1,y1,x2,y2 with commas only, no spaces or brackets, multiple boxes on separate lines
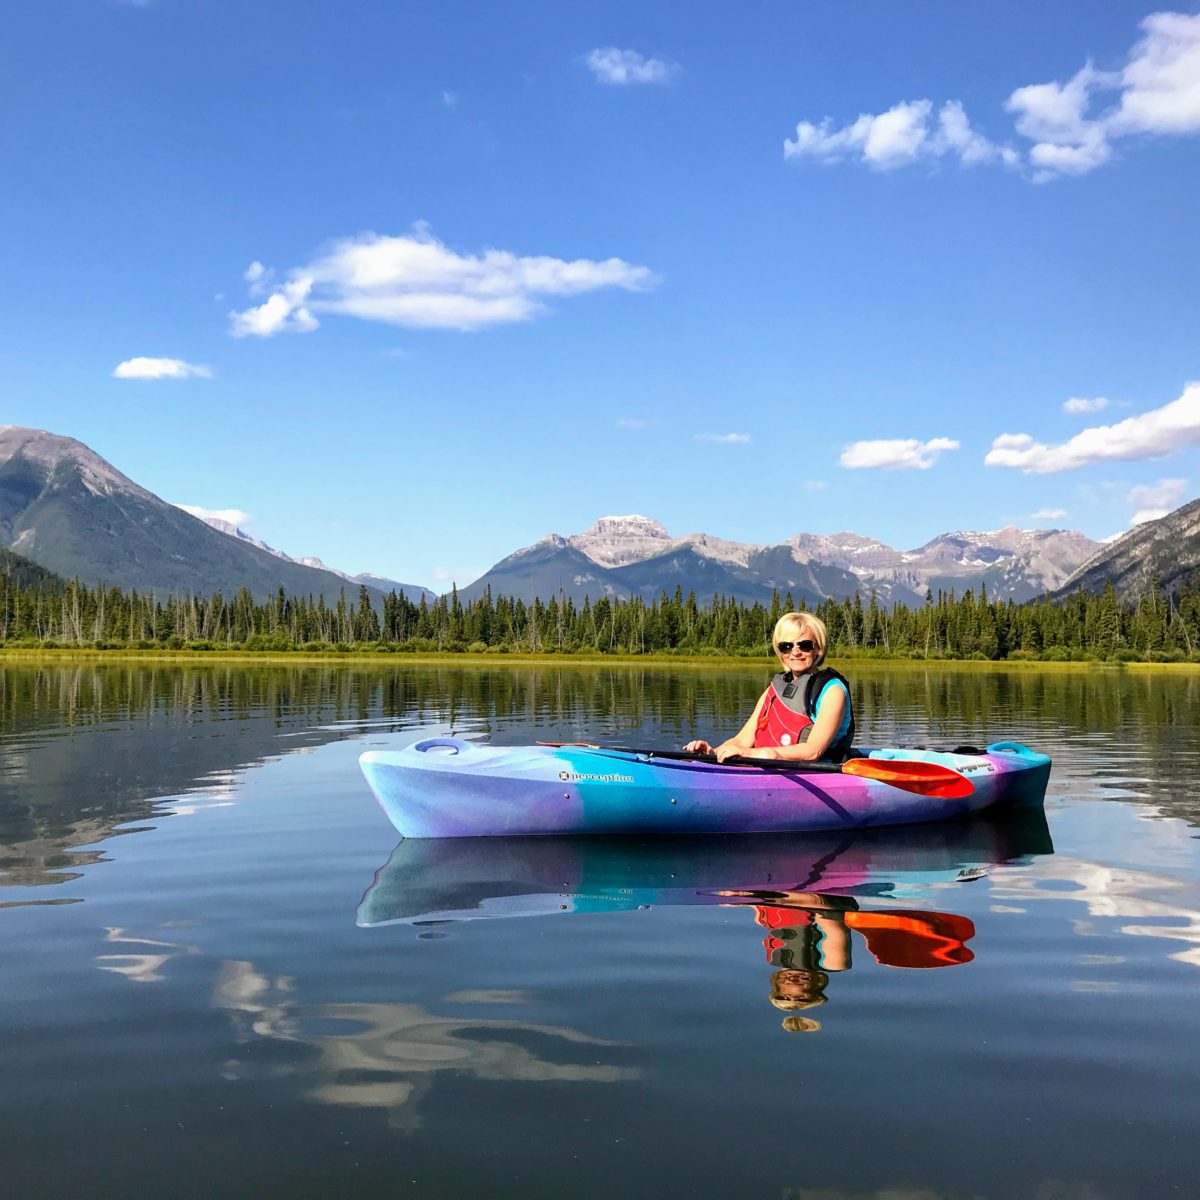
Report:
2,570,1198,665
2,648,1195,671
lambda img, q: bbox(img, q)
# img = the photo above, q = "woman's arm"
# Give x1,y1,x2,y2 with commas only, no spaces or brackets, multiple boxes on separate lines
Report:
685,689,769,761
740,683,847,763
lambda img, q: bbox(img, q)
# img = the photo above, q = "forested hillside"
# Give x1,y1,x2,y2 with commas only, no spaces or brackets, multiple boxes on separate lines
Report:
3,563,1197,662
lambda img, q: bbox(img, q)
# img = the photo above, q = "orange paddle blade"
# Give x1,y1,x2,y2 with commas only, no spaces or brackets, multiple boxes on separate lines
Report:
845,909,976,968
841,757,975,799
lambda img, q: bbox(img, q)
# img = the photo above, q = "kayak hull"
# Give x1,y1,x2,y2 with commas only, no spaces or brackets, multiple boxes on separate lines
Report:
358,739,1051,839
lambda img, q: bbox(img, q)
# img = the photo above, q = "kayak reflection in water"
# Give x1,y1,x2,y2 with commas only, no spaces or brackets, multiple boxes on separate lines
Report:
684,613,854,764
718,889,976,1032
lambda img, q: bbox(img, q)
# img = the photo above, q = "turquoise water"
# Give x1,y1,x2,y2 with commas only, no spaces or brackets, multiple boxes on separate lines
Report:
1,662,1197,1199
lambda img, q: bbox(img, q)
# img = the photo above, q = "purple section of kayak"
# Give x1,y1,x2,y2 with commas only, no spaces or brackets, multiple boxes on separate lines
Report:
358,740,1051,839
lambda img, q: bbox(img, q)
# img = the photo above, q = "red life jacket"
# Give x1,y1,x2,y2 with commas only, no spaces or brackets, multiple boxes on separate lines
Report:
753,668,855,759
754,685,814,748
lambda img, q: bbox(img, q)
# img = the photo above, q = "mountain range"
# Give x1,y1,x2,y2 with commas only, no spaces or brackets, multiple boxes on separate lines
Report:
458,515,1103,608
1,425,1195,607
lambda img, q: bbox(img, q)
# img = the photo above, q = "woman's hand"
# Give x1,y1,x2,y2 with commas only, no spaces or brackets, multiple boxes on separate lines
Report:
714,741,776,763
683,739,713,755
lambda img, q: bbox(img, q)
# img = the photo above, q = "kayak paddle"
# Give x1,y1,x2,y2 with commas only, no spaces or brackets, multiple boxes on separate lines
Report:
537,743,975,800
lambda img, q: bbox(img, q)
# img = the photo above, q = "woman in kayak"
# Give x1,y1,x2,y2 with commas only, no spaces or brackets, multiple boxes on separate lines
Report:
684,612,854,763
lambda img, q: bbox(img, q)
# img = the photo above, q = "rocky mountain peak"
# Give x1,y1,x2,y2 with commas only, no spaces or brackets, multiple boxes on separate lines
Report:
0,425,152,501
186,513,286,560
571,514,673,567
1060,497,1200,599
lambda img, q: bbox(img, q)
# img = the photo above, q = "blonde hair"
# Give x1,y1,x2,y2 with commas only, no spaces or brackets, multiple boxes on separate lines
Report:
780,1016,823,1033
771,612,828,666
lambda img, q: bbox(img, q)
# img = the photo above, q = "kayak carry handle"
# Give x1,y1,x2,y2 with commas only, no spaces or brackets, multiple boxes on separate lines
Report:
414,737,473,755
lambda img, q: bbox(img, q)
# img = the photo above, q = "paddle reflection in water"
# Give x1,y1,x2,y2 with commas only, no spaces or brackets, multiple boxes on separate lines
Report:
358,810,1053,1030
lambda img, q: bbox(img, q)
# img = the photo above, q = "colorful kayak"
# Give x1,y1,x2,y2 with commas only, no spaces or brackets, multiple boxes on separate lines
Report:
358,738,1051,839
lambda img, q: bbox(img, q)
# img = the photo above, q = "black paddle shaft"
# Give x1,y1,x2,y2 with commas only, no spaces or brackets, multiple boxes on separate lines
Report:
601,745,847,774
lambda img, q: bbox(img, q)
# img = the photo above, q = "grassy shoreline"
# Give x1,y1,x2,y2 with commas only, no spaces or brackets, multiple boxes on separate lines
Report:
0,647,1193,671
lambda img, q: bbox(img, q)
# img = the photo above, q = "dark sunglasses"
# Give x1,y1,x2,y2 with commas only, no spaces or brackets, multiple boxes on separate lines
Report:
776,639,816,655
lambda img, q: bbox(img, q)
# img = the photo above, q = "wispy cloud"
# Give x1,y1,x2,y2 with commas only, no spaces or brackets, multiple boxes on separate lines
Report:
176,504,250,527
441,89,458,107
805,480,827,491
1030,507,1068,520
695,432,751,445
1128,477,1189,525
986,382,1200,473
1063,396,1109,415
786,100,1018,171
785,11,1200,181
616,417,650,430
840,437,959,470
584,48,679,86
113,357,212,380
230,224,658,337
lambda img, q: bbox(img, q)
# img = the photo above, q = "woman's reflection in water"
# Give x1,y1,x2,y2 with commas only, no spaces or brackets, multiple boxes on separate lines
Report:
721,889,976,1032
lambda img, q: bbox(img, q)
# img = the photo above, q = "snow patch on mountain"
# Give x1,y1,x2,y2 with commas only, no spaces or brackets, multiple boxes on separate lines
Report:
569,515,672,567
196,516,289,560
524,516,1101,604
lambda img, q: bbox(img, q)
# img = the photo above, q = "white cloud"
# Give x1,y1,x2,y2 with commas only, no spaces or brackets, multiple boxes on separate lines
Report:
784,100,1016,170
1128,477,1189,525
1110,12,1200,137
229,225,658,337
441,89,458,107
584,48,679,86
113,357,213,380
616,417,649,430
1031,508,1068,520
986,383,1200,473
230,278,319,337
1063,396,1109,415
1131,508,1171,525
805,480,827,491
1002,12,1200,180
695,432,751,444
176,504,250,527
785,12,1200,180
840,437,959,470
1006,64,1115,179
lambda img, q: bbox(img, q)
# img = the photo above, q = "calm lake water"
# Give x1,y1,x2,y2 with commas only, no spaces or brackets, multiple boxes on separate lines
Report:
2,660,1198,1200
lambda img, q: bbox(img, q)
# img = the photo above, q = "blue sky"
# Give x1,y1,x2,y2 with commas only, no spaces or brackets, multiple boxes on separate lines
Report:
4,1,1199,589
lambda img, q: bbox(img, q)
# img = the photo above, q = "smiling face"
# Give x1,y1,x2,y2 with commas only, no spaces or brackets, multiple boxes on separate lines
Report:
771,613,827,670
776,634,818,672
